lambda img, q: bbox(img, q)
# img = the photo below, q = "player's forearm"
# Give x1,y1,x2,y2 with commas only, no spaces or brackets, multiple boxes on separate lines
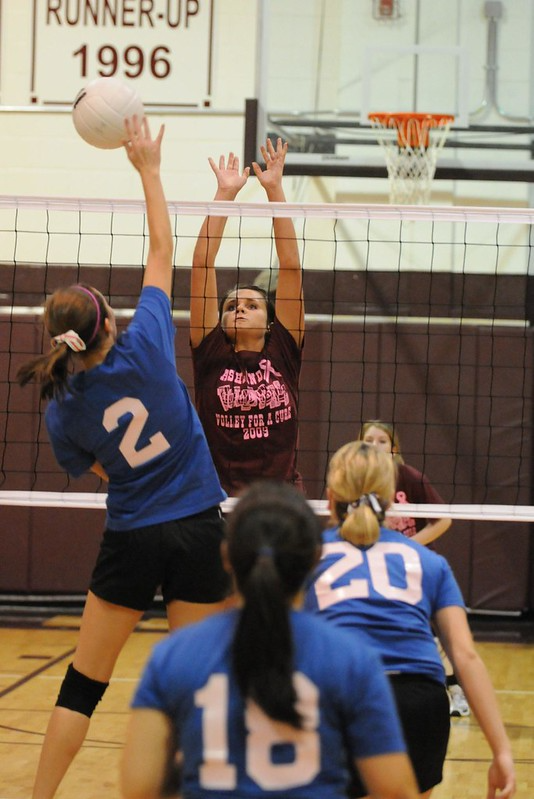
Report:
411,517,451,546
141,171,172,258
192,187,240,268
264,187,301,272
453,651,513,759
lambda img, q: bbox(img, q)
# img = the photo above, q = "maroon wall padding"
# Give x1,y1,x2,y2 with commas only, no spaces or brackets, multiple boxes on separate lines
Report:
0,507,31,591
1,267,532,609
28,507,105,592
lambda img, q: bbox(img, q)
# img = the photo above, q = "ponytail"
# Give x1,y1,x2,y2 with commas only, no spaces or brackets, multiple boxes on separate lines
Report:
328,441,395,546
17,345,75,401
227,482,321,729
233,547,300,727
16,284,107,400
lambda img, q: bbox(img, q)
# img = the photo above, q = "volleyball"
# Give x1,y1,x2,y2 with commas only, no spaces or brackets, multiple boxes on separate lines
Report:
72,77,145,149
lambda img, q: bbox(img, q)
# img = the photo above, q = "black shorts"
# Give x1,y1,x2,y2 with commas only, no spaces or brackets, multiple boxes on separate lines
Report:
89,506,230,611
350,673,450,797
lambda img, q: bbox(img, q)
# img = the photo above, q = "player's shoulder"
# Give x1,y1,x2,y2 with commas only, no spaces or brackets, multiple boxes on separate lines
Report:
378,529,451,572
129,285,171,325
152,611,235,664
397,462,424,481
139,284,170,305
191,322,228,357
379,526,424,547
269,316,302,356
44,379,82,420
294,610,378,667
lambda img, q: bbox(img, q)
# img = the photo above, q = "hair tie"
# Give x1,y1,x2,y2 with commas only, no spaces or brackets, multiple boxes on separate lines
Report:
74,286,101,345
257,545,274,561
52,330,87,352
349,492,385,522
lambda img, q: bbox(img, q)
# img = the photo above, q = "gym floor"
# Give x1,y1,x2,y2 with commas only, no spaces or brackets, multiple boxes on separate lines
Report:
0,601,532,799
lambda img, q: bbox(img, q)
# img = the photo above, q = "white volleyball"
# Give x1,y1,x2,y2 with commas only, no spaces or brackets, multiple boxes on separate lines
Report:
72,77,145,149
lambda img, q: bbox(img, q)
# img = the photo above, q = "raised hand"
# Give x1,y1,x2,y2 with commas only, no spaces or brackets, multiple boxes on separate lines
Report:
123,115,164,174
252,137,288,196
208,152,250,196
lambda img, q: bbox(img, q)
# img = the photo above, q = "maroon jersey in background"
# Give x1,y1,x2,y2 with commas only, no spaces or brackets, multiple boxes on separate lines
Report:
192,318,303,496
388,462,446,537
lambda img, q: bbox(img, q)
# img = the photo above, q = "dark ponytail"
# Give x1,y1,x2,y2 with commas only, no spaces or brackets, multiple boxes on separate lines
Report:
17,284,107,400
227,482,322,728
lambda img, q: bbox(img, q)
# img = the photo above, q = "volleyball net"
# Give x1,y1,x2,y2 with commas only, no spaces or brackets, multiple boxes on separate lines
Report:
1,195,533,507
2,194,533,609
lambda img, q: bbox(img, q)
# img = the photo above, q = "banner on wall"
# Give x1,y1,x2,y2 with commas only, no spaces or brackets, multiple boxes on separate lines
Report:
25,0,214,108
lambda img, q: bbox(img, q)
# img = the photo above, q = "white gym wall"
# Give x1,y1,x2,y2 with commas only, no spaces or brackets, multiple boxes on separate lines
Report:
1,0,534,206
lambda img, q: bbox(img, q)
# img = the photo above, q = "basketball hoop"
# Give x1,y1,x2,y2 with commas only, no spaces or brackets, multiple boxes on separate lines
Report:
368,112,455,204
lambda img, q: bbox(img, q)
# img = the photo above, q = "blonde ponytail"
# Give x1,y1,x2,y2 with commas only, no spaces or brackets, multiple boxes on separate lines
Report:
328,441,395,546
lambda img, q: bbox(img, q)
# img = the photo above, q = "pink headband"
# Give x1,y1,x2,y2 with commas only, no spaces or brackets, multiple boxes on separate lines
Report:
74,285,102,345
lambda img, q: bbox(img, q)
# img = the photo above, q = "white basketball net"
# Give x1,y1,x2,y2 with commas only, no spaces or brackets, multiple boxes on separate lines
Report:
369,114,454,204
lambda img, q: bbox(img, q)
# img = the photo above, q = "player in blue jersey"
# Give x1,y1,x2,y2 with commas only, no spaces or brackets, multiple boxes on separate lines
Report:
17,117,229,799
358,420,469,717
304,441,516,799
121,481,420,799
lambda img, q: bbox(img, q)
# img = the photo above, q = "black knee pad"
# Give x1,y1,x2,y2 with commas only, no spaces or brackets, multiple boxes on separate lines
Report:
56,663,109,718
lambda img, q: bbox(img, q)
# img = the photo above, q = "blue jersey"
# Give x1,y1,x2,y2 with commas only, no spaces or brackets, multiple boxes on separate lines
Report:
304,527,465,683
132,609,406,799
45,287,225,530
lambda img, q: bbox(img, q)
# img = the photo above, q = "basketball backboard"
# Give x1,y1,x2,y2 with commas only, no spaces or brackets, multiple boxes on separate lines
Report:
249,0,534,190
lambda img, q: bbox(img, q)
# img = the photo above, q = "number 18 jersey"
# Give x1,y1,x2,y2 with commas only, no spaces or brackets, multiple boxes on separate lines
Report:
132,609,406,799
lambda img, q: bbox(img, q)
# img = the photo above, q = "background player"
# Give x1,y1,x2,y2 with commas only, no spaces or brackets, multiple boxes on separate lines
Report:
358,419,468,716
358,420,451,545
190,138,305,495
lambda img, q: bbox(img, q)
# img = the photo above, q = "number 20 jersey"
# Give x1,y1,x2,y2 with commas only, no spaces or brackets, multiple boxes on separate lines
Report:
303,527,465,683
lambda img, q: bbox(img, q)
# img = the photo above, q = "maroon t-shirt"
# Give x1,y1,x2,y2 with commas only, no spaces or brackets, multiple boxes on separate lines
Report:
388,462,445,537
192,319,303,496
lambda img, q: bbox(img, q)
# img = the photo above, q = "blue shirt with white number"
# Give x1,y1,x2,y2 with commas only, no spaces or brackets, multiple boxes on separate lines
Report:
45,286,225,530
132,609,406,799
303,527,465,683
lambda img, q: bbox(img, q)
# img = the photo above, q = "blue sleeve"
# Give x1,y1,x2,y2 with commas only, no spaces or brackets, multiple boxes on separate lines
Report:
434,557,466,611
127,286,176,366
45,403,94,478
131,642,172,713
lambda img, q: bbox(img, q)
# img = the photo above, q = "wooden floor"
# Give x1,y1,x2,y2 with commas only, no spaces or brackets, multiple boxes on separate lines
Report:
0,613,532,799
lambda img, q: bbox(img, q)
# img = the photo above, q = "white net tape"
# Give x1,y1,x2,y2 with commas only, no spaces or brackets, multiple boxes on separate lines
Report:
1,492,533,522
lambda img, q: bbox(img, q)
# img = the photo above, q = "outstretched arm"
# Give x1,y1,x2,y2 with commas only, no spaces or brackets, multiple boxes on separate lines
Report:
124,116,173,298
121,709,174,799
253,138,304,346
434,606,516,799
411,516,451,546
190,153,249,348
356,752,419,799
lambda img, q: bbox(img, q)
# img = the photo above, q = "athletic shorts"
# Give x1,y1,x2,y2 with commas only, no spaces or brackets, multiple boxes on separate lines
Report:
89,506,231,611
349,673,450,797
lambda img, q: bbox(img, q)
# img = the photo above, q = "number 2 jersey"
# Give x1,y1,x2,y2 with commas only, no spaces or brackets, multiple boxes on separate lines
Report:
303,527,465,683
45,286,225,530
132,609,407,799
